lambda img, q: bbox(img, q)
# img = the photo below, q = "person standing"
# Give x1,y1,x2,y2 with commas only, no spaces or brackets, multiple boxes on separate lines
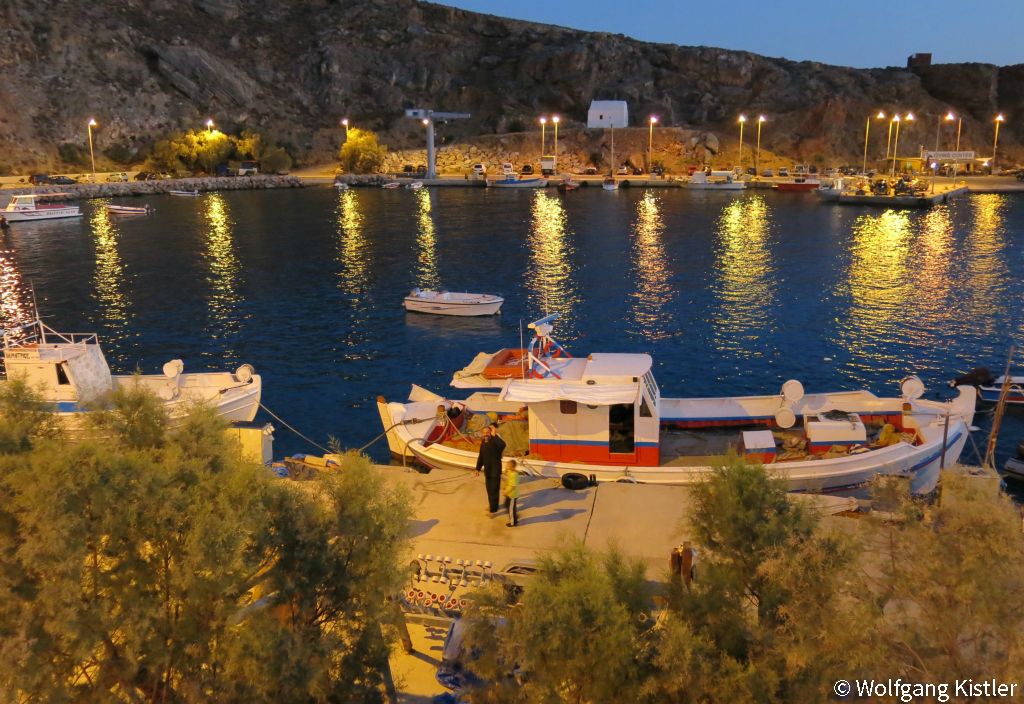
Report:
502,459,520,527
475,425,506,514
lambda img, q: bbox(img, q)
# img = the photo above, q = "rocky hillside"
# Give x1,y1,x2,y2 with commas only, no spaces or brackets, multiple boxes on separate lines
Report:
0,0,1020,171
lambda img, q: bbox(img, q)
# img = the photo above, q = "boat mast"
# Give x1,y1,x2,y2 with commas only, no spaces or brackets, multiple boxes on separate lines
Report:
610,122,615,177
984,345,1017,470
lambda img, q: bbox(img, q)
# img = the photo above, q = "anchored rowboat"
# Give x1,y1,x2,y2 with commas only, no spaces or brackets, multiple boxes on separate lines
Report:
377,315,975,495
403,289,504,317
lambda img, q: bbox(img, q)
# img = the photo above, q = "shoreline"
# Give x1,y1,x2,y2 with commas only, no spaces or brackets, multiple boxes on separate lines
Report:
1,175,305,202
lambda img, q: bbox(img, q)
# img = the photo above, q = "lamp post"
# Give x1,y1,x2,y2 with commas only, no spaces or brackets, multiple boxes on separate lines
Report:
890,113,913,177
648,115,658,174
863,111,884,176
992,114,1005,175
552,115,560,159
885,116,895,162
539,116,547,157
737,115,747,172
754,115,765,178
205,118,214,134
86,118,97,183
944,112,959,183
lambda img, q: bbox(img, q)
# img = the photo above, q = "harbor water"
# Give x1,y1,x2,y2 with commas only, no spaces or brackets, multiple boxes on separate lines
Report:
2,186,1023,474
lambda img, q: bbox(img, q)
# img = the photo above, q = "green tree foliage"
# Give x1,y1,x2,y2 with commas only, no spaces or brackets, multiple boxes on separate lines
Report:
0,386,411,703
0,378,62,453
464,542,651,704
233,129,264,160
260,146,293,174
339,128,388,174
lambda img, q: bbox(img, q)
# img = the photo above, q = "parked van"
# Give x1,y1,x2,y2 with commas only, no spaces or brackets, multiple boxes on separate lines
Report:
237,161,259,176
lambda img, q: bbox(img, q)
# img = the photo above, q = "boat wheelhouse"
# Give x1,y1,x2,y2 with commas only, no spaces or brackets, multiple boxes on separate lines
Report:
377,315,976,494
2,193,81,222
1,320,262,428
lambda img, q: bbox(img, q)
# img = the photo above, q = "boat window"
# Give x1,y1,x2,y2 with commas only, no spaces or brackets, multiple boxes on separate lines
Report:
560,400,577,415
639,396,652,418
609,403,635,454
55,363,70,385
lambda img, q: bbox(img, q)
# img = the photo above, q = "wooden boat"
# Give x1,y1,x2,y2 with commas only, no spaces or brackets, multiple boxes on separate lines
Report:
486,177,548,188
377,315,976,495
2,193,81,222
403,289,504,317
775,177,821,192
106,204,153,215
1,319,261,430
978,376,1024,404
557,178,580,192
168,189,200,197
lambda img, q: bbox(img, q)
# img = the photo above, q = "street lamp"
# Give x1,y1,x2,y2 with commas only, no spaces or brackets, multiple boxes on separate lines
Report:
755,115,766,178
737,114,747,171
648,115,658,174
992,114,1005,174
205,118,214,133
539,116,547,157
863,112,884,175
890,113,913,177
86,118,97,183
552,115,560,159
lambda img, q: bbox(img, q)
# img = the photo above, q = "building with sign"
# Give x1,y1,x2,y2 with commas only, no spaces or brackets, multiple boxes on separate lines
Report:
587,100,628,129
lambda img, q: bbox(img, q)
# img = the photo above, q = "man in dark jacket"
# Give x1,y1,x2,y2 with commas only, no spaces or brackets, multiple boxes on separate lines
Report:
475,425,506,514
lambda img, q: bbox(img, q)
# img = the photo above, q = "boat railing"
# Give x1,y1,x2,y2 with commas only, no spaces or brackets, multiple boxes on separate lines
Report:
3,319,99,349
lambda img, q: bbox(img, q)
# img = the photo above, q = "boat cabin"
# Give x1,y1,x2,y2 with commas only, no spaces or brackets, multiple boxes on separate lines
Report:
2,323,112,408
4,193,70,212
690,171,738,185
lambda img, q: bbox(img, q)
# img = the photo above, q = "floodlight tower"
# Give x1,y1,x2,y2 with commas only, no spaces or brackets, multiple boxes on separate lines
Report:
405,108,471,178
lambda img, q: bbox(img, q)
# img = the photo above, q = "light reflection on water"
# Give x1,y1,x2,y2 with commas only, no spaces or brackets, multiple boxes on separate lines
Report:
629,191,676,339
0,237,32,337
202,193,243,358
528,191,579,334
712,195,774,358
964,194,1009,337
415,188,441,290
88,205,132,362
336,189,369,296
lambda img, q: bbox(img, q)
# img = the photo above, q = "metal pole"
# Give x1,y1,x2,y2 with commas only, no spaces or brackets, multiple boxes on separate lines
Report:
738,120,745,171
934,114,942,153
87,123,96,182
984,345,1017,470
425,118,436,179
862,116,871,176
755,119,763,178
952,118,962,183
992,119,1002,175
648,120,653,173
891,121,901,177
540,121,546,157
885,120,894,161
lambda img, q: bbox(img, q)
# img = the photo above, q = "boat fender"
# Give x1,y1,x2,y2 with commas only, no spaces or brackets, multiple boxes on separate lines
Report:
900,375,925,400
561,473,589,491
234,363,255,383
162,359,184,379
589,473,597,486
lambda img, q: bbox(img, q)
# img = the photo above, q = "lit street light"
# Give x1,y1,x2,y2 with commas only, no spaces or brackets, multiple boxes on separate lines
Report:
992,114,1005,174
863,111,884,175
648,115,658,175
539,116,547,157
890,113,914,177
947,112,962,182
755,115,765,178
737,115,747,171
205,118,215,133
86,118,98,183
552,115,560,161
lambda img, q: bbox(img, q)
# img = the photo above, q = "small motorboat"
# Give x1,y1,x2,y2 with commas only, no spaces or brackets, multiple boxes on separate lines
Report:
2,193,81,222
602,177,619,191
334,181,349,191
557,178,580,192
486,177,548,188
106,204,153,215
407,181,424,190
168,189,200,197
687,171,746,190
382,182,401,189
1004,440,1024,481
775,177,822,192
403,289,504,317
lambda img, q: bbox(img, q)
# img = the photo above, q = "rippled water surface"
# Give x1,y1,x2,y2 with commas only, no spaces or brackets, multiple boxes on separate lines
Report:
3,187,1024,469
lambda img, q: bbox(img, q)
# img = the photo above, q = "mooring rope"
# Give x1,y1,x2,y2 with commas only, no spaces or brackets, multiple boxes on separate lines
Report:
258,402,333,455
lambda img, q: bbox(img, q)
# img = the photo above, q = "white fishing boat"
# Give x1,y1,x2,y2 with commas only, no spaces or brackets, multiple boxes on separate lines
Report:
687,171,746,190
106,204,153,215
168,189,200,197
602,177,619,191
382,182,401,189
2,193,81,222
485,177,548,188
815,177,846,202
1,319,262,430
403,289,504,317
334,181,350,191
377,315,975,495
407,181,425,190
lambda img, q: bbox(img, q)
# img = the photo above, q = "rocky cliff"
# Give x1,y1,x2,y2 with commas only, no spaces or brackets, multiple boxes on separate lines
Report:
0,0,1020,171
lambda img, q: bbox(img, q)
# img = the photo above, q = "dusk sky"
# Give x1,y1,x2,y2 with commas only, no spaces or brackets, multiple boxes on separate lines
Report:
439,0,1024,69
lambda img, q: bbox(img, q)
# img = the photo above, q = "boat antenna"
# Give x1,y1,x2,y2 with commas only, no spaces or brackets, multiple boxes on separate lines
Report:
519,319,525,379
28,281,44,343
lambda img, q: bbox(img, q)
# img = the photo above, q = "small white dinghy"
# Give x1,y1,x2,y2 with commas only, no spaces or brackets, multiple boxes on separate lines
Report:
407,181,424,190
168,189,200,197
106,204,153,215
334,181,349,191
403,289,504,317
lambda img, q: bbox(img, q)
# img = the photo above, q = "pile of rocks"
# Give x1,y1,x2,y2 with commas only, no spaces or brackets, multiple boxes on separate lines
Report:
9,175,304,200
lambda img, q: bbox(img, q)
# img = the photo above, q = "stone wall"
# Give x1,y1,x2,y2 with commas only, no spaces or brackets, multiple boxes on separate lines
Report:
6,175,304,201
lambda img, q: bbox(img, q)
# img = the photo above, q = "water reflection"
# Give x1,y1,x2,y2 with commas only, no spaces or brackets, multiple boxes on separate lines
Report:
202,193,243,357
712,195,774,357
839,210,913,374
0,241,32,333
335,189,370,296
88,205,132,359
915,206,954,324
528,191,579,330
964,194,1008,331
629,191,676,339
415,188,441,289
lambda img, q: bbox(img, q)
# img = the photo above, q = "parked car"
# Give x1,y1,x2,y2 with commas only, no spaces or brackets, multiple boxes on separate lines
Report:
778,167,790,177
631,166,644,175
521,164,534,175
584,166,598,175
402,164,415,174
415,165,427,176
651,165,665,176
617,165,629,175
471,163,486,176
824,167,836,177
761,168,774,177
237,160,259,177
49,176,78,185
793,164,807,175
28,174,50,185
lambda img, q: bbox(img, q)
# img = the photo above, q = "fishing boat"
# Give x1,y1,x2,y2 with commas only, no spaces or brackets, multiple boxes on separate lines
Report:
403,289,504,317
557,178,580,192
407,181,424,190
1,319,262,430
382,182,401,189
2,193,81,222
775,177,821,192
687,171,746,190
106,204,153,215
377,315,975,495
334,181,349,191
168,189,200,197
978,376,1024,404
815,177,846,202
602,178,619,191
485,177,548,188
